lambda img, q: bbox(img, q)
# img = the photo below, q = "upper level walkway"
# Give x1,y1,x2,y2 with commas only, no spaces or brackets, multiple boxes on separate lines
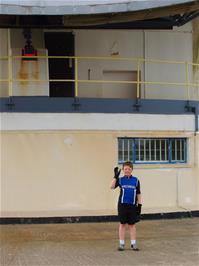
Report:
0,55,198,98
0,55,198,116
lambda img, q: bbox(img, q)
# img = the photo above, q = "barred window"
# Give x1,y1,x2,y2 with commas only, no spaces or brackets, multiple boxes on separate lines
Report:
118,138,187,164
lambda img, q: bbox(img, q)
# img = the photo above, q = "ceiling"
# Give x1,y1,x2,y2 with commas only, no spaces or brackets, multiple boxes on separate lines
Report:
0,0,198,29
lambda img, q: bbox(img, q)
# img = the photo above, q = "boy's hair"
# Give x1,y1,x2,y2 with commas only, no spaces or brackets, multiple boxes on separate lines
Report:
122,161,133,169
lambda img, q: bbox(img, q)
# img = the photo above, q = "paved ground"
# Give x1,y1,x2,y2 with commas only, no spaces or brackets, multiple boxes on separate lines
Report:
0,218,199,266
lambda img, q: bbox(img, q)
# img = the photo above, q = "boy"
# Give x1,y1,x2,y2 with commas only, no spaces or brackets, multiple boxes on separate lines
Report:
110,161,142,251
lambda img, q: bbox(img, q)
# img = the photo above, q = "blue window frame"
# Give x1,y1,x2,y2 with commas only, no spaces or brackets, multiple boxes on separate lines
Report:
118,138,187,164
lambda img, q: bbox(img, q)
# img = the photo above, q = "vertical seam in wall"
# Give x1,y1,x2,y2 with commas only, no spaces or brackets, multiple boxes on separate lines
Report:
143,30,146,99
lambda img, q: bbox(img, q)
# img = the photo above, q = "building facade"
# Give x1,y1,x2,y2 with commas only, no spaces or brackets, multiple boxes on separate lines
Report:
0,0,199,221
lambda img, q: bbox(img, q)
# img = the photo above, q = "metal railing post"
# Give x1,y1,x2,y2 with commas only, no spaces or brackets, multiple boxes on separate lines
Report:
8,29,13,97
137,59,140,98
75,58,78,97
185,61,189,100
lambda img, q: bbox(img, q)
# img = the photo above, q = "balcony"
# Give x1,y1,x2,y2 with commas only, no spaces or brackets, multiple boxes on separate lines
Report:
0,54,198,114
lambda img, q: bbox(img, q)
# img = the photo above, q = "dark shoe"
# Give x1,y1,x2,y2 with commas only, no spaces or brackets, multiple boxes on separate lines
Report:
131,244,139,251
118,244,125,251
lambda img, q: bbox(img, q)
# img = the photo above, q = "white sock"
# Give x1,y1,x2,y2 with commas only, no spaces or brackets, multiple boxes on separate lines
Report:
119,240,125,245
131,240,136,246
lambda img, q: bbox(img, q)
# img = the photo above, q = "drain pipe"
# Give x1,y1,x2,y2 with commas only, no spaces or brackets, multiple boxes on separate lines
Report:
185,101,198,135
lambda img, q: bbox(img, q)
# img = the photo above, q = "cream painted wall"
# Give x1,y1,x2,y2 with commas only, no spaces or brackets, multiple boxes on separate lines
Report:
1,131,118,217
1,130,198,217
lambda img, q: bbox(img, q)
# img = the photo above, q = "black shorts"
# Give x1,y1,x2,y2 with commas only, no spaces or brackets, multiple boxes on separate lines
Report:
118,203,138,225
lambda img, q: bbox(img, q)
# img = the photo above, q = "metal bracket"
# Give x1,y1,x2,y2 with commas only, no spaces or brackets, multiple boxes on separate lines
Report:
6,97,15,110
185,101,198,134
185,101,195,113
133,98,141,112
72,97,81,111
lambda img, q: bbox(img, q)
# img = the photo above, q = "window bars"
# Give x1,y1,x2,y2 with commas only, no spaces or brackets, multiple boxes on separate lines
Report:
118,138,187,164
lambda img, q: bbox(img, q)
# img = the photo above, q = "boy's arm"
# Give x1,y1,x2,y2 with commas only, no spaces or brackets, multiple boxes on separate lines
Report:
136,194,142,217
137,193,142,205
136,180,142,216
110,178,117,189
136,180,142,204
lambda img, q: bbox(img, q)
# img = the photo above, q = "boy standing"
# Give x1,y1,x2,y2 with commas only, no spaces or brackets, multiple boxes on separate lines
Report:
110,161,142,251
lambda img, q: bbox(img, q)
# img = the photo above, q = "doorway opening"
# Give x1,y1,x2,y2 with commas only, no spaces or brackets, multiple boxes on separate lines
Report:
44,32,75,97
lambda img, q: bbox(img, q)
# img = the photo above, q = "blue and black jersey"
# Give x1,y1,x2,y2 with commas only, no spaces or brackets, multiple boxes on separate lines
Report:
115,175,141,205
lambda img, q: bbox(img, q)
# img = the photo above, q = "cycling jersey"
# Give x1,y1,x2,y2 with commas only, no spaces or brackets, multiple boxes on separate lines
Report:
116,175,141,205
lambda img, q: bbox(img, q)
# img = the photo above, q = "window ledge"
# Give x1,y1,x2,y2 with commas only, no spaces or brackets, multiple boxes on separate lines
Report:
134,163,192,169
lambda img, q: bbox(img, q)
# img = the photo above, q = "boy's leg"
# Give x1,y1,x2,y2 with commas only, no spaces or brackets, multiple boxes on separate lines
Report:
118,223,126,251
119,223,126,240
128,224,136,240
128,224,139,251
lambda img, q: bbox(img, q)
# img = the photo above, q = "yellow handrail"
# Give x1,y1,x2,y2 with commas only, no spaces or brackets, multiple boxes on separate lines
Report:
137,59,140,98
1,54,199,64
0,55,198,100
185,62,189,100
8,55,197,65
9,79,199,87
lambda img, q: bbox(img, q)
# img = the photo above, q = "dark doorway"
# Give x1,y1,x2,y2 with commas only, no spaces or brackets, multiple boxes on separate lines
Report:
44,32,75,97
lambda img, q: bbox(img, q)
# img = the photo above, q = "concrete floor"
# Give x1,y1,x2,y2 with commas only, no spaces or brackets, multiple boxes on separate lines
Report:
0,218,199,266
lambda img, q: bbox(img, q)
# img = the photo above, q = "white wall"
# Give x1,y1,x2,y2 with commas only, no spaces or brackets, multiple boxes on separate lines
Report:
0,29,49,97
10,29,49,96
145,30,192,100
73,24,194,99
11,48,49,96
0,113,195,131
75,30,144,98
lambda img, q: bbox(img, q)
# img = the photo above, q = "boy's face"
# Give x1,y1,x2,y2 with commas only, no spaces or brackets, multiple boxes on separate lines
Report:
123,165,133,176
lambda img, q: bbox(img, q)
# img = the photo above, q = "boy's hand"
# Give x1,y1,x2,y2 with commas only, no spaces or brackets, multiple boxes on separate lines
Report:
135,204,142,222
114,167,121,179
136,203,142,216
